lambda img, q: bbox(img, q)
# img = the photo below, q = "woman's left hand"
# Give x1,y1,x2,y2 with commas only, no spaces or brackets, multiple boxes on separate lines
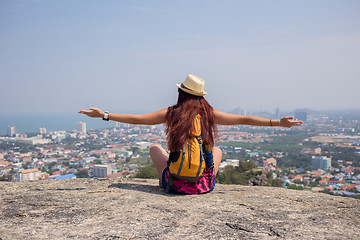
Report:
280,117,304,128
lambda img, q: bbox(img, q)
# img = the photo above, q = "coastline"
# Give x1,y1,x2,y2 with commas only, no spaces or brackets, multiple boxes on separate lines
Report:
0,113,114,135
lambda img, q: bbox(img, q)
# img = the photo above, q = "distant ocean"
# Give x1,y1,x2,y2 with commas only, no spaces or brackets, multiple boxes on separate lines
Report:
0,113,116,135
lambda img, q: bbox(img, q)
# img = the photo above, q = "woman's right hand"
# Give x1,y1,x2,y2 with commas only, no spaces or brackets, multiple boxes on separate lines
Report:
78,107,105,118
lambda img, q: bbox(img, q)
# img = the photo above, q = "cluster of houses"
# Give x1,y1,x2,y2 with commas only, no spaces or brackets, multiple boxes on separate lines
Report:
262,155,360,196
1,120,360,199
0,125,167,182
1,141,155,182
217,143,360,197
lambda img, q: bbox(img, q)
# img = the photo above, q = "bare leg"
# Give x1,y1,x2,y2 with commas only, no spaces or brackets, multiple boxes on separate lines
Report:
212,146,222,175
149,144,169,177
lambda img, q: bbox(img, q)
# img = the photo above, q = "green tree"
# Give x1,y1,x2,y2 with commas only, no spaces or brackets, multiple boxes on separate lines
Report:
217,161,259,185
94,159,102,165
270,179,284,187
130,147,140,154
76,170,89,178
309,182,318,187
287,184,304,190
135,165,159,179
48,162,57,169
238,160,256,172
0,175,11,182
22,162,31,170
229,171,247,185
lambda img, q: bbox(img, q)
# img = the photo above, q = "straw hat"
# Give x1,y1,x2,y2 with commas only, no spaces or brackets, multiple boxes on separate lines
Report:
176,74,207,96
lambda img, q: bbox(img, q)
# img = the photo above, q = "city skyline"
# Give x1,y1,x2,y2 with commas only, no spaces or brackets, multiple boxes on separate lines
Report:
1,107,360,136
1,1,360,115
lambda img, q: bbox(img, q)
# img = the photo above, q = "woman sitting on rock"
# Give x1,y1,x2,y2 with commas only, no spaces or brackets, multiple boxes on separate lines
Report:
79,74,303,194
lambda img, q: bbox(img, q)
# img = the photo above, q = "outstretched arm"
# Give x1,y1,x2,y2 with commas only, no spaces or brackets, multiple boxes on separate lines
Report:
78,108,167,125
214,109,303,128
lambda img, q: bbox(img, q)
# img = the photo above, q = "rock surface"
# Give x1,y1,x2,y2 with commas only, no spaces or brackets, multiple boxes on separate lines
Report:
1,178,359,240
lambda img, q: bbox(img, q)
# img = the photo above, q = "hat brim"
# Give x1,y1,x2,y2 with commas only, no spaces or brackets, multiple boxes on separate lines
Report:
176,84,207,96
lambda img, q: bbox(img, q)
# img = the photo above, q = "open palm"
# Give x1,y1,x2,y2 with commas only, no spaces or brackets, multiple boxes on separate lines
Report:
78,107,104,118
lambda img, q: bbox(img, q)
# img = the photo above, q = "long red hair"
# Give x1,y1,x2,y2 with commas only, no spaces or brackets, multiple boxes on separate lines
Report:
165,89,217,152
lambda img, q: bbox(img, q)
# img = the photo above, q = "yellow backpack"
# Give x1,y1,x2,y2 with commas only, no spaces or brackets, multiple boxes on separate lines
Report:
167,114,213,182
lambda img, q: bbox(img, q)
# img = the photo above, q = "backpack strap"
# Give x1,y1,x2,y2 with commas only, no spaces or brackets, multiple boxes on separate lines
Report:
200,133,214,168
166,146,185,193
196,137,204,178
177,145,186,175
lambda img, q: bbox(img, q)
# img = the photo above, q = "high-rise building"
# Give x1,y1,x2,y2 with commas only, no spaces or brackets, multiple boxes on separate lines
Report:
40,127,47,134
93,165,112,178
312,156,331,170
114,122,120,128
275,107,280,119
7,126,16,137
12,168,42,182
77,122,86,134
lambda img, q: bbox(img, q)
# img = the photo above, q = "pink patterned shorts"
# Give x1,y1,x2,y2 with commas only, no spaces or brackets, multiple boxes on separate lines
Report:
161,167,215,194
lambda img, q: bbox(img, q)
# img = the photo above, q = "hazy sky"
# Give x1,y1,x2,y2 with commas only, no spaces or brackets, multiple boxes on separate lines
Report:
1,0,359,115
